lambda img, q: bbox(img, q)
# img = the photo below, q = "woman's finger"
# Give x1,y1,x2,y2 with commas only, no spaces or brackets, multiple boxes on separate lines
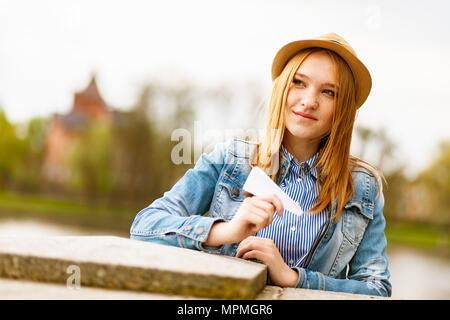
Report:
242,250,267,263
236,237,268,258
241,205,273,230
255,194,283,216
251,198,277,216
270,194,284,216
249,204,274,227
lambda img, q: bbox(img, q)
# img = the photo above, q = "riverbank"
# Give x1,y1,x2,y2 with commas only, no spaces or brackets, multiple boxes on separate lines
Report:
0,191,448,254
0,191,136,235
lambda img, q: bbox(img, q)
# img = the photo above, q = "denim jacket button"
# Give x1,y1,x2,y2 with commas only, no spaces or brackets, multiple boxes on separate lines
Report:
232,188,240,196
195,228,204,235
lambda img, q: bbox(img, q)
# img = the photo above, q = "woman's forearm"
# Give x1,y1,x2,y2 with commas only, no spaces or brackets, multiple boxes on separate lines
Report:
130,205,226,253
203,221,235,247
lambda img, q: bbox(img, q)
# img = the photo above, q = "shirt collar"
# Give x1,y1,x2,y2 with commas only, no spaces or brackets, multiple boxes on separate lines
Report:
281,144,319,179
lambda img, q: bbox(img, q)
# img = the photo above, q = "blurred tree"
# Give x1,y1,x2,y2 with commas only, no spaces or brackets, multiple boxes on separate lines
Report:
111,84,159,203
109,81,197,207
69,120,114,201
160,83,197,185
355,126,396,172
170,84,196,132
13,117,48,192
414,140,450,225
0,108,27,190
354,125,407,222
382,168,410,222
355,126,374,160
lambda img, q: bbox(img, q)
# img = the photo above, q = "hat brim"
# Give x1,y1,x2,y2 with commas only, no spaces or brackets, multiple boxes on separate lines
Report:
271,39,372,108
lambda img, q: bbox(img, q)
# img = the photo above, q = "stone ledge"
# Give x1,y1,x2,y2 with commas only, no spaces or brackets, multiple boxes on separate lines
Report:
0,279,388,300
0,236,267,299
0,235,389,300
0,278,198,300
256,285,389,300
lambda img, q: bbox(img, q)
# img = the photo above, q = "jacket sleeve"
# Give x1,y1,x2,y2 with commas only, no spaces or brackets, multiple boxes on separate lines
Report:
293,181,392,297
129,141,229,254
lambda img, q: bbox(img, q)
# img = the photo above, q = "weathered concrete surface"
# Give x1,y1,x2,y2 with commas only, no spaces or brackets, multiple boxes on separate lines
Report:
0,235,390,300
256,285,390,300
0,236,267,299
0,279,388,300
0,278,198,300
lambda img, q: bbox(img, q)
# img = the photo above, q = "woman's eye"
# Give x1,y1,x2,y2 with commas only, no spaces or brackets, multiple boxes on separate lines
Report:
293,79,304,86
323,89,335,97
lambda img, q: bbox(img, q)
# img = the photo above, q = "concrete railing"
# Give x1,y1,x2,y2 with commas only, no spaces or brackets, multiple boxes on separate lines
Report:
0,236,387,300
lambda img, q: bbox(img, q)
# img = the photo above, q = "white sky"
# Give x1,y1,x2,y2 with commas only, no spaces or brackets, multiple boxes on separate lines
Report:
0,0,449,178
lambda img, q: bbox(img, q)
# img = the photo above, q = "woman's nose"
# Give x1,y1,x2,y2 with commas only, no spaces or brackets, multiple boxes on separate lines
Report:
300,89,319,109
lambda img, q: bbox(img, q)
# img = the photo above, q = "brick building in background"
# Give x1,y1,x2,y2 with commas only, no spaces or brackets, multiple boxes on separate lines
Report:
42,76,112,185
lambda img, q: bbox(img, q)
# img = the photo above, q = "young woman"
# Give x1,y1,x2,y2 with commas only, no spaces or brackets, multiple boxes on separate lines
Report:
130,33,392,297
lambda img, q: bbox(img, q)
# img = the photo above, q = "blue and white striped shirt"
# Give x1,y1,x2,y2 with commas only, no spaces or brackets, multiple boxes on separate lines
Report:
256,145,328,268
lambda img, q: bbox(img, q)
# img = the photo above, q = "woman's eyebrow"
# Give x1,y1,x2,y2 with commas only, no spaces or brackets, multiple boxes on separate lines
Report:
295,72,338,89
323,82,338,89
295,72,310,79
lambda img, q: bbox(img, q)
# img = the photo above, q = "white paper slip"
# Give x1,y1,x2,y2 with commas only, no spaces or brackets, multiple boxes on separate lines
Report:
243,166,304,216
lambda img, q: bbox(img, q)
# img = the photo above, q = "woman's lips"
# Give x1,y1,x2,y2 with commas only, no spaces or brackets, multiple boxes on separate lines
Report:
293,111,318,121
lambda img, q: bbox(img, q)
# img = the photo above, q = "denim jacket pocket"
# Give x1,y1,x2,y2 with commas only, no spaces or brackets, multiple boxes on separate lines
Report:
215,176,245,220
342,200,373,245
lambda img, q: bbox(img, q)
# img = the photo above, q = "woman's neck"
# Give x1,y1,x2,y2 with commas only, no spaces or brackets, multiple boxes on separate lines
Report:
282,133,320,163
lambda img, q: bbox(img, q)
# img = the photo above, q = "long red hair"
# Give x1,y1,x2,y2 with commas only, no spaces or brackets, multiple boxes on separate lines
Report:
253,48,382,220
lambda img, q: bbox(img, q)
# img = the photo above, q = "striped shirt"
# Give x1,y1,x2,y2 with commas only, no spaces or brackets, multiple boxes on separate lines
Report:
255,145,328,268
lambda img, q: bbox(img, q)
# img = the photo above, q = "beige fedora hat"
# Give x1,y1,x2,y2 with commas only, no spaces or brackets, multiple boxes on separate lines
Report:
271,33,372,108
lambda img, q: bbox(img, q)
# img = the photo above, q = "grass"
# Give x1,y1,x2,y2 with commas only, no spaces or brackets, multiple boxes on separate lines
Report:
385,220,449,252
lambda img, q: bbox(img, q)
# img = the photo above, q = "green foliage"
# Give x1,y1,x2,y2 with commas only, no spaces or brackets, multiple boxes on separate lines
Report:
110,84,160,201
26,117,47,154
61,82,197,206
13,117,48,192
69,121,114,198
0,108,27,190
414,141,450,224
385,221,449,251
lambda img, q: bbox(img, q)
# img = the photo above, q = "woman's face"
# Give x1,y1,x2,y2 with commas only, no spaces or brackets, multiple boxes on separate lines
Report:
284,50,337,147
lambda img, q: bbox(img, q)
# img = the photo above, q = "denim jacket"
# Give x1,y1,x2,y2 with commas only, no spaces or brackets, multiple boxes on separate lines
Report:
130,139,392,297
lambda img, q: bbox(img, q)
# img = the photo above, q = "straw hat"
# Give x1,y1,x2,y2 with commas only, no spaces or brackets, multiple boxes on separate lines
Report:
271,33,372,108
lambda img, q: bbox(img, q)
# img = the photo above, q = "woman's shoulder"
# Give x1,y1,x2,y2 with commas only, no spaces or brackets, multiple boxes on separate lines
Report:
222,138,260,160
350,158,384,204
350,158,382,182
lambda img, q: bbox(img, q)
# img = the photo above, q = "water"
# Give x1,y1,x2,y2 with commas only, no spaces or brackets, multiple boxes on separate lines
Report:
0,218,448,299
387,245,450,299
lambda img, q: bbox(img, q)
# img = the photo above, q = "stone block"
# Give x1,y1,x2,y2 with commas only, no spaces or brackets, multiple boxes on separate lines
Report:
0,236,267,299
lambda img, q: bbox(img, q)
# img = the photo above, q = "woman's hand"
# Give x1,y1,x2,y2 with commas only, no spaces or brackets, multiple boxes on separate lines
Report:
236,236,299,287
203,194,283,246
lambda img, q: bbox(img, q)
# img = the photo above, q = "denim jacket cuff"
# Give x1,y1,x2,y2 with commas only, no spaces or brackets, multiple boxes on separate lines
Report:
197,241,224,255
197,217,227,254
177,215,226,254
291,266,306,288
